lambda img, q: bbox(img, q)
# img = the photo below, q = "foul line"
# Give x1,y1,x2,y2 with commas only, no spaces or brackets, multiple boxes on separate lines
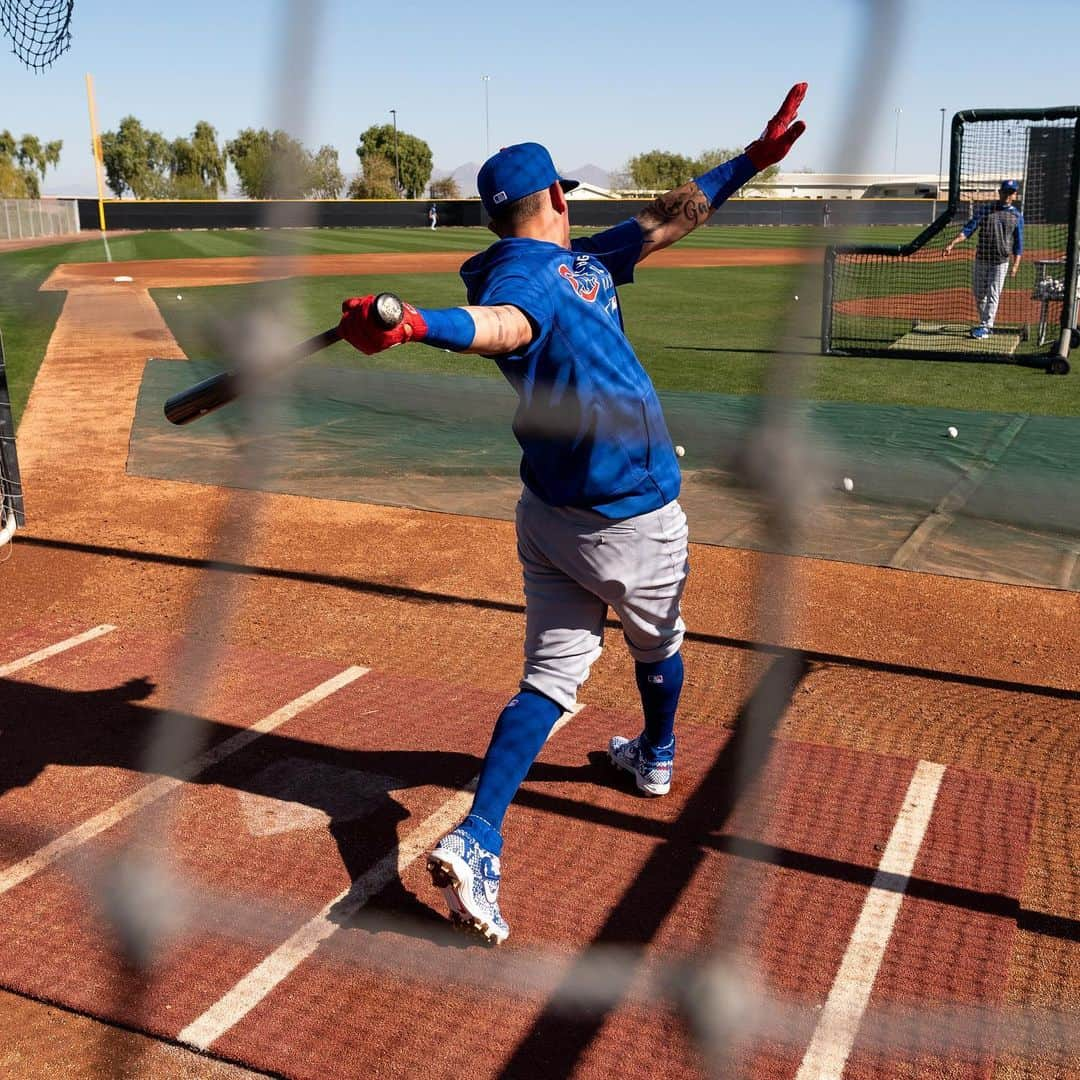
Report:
0,666,369,896
179,704,584,1051
795,759,946,1079
0,624,117,678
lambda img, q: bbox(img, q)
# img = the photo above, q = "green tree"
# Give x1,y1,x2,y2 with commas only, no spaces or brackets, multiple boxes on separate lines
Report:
625,146,779,193
694,147,780,185
309,145,344,199
347,153,397,199
100,116,172,198
226,128,319,198
355,124,433,199
169,121,227,197
625,150,695,191
429,175,460,199
0,129,63,197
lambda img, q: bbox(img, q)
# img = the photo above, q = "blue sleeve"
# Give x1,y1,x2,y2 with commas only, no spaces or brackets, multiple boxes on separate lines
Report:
1013,212,1024,255
570,218,643,286
961,206,987,239
693,152,757,208
474,271,555,349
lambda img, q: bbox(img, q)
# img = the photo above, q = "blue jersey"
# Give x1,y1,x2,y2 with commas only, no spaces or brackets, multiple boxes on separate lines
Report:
459,219,680,518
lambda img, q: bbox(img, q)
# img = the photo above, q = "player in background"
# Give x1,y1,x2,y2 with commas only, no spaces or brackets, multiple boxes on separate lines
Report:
338,84,808,944
944,179,1024,339
428,203,438,229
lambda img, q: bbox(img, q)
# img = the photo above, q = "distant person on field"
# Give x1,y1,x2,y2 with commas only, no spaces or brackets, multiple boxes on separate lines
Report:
428,203,438,230
944,179,1023,339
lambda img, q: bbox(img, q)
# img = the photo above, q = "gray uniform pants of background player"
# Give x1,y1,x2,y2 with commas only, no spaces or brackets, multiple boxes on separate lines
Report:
515,486,689,713
973,259,1009,329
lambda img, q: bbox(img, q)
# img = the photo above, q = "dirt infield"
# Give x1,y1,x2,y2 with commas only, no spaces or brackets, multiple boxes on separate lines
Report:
41,245,822,292
836,286,1058,325
0,249,1076,1076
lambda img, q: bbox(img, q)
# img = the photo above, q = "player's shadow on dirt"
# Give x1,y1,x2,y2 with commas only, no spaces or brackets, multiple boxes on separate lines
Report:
0,674,453,937
0,674,593,948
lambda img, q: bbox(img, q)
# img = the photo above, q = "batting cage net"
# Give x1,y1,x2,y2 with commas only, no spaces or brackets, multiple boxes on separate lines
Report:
0,330,24,546
0,0,73,70
823,108,1080,370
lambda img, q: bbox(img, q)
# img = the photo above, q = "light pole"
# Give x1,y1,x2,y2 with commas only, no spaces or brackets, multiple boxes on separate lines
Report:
482,75,490,158
893,107,902,173
390,108,400,194
936,107,947,211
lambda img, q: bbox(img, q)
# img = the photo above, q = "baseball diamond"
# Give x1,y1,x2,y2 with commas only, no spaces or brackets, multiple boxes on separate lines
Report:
0,4,1078,1075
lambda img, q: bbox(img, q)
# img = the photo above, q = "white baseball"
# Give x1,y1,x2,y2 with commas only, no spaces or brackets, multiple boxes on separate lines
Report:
842,477,854,492
793,294,799,301
675,445,685,457
947,425,958,438
176,294,183,300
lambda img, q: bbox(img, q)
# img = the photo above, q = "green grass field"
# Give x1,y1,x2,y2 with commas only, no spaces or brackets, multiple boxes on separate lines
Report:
2,223,1078,426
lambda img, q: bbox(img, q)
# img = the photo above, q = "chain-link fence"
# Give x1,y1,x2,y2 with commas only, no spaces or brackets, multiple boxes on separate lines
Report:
0,197,79,241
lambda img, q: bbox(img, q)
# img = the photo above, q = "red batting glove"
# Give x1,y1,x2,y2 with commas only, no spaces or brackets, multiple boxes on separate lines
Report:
746,83,808,170
338,295,428,355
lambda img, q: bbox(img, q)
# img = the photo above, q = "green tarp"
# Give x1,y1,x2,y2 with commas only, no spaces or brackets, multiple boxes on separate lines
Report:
131,359,1080,591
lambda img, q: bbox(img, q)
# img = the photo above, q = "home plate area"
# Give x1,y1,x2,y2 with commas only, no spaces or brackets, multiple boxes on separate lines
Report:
0,622,1036,1079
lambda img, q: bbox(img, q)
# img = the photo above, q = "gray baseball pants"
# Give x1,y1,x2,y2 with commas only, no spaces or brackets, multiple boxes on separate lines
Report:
973,259,1009,329
515,487,689,712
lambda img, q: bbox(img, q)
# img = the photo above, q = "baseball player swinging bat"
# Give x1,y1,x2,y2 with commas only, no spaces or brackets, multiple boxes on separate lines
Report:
163,292,404,425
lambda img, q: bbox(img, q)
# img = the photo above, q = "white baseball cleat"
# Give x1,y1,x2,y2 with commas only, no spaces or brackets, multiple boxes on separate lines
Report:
609,734,673,796
427,828,509,945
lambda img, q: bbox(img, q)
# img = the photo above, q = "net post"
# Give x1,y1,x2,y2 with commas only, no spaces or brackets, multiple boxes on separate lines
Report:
1053,117,1080,364
821,245,836,354
0,328,25,529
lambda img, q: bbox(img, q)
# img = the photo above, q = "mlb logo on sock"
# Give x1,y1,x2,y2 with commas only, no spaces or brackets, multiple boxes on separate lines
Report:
648,674,664,684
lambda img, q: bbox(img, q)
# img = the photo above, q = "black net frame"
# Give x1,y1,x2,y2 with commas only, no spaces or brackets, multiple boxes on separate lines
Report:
823,107,1080,370
0,0,73,71
0,330,25,529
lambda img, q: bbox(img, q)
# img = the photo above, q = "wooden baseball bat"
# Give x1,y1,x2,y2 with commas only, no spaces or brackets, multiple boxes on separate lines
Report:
163,292,404,426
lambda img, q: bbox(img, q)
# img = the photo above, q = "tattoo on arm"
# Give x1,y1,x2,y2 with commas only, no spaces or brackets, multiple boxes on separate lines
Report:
639,182,711,247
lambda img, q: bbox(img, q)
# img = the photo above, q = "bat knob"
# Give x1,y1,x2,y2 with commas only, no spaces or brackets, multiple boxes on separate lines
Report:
373,292,404,329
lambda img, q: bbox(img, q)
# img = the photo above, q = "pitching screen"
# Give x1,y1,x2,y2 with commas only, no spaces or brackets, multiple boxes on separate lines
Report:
824,110,1080,363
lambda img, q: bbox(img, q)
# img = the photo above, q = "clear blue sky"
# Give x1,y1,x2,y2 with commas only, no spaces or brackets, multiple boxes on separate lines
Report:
2,0,1078,196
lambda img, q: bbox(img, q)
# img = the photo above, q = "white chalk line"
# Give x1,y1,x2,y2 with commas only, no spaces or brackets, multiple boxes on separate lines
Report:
0,666,369,895
180,703,585,1051
0,624,117,679
795,759,946,1079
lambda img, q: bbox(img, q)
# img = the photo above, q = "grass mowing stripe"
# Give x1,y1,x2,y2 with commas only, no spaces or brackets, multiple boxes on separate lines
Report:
153,267,1080,416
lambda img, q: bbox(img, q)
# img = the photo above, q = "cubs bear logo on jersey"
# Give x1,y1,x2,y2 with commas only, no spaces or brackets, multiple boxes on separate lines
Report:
558,260,601,303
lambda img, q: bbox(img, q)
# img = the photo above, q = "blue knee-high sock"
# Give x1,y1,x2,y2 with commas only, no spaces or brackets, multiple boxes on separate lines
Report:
634,653,683,760
465,688,563,854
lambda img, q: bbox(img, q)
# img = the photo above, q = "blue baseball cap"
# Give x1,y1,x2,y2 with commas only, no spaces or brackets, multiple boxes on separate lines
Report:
477,142,579,217
1000,179,1020,192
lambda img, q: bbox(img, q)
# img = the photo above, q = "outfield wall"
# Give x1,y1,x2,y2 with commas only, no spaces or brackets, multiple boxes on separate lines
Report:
75,197,947,232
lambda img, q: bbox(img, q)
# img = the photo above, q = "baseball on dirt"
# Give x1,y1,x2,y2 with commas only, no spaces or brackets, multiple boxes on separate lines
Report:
842,477,854,492
947,425,958,438
675,445,685,457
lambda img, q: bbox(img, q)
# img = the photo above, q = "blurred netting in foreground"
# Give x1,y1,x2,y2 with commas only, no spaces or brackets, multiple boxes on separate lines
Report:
825,111,1080,365
0,0,73,70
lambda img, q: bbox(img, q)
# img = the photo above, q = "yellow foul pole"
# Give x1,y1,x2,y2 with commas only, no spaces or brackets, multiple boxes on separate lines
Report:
84,73,107,232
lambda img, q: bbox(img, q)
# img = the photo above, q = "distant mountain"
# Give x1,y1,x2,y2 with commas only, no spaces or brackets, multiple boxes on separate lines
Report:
566,164,612,189
428,162,482,198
